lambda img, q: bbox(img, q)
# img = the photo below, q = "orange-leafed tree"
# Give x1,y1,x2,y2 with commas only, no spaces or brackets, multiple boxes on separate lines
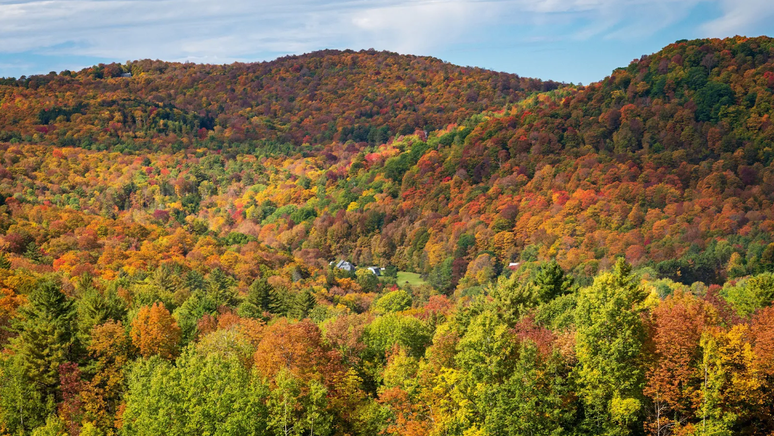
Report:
644,290,714,435
254,318,343,386
82,320,134,430
750,306,774,428
130,302,181,359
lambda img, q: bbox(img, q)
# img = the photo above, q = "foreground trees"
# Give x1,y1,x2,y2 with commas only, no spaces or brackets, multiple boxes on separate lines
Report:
1,258,774,435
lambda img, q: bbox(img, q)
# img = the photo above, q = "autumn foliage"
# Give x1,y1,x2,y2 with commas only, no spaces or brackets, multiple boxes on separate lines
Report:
130,302,181,359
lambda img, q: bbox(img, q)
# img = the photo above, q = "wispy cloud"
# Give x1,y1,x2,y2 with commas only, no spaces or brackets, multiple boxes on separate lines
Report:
0,0,771,72
700,0,774,35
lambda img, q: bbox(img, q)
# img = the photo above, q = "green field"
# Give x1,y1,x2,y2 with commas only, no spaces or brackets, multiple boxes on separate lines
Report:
396,271,428,287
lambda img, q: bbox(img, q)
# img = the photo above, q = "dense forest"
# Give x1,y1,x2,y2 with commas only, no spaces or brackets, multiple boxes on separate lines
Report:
0,49,558,152
0,36,773,435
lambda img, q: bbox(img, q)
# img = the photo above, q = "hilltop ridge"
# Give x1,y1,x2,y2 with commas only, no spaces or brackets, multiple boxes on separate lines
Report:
0,49,560,152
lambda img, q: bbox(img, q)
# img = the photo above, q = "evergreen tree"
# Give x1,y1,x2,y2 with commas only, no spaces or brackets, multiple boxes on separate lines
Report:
11,279,76,401
428,258,454,294
267,286,287,317
290,290,317,320
533,260,574,303
251,278,274,313
131,266,183,310
240,278,282,319
76,276,126,338
185,270,206,292
173,291,218,344
151,266,183,296
24,241,45,264
206,268,237,307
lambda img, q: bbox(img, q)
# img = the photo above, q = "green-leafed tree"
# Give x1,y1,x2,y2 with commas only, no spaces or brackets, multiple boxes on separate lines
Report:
428,258,454,294
76,278,126,340
121,350,270,436
206,268,238,308
456,310,516,385
724,272,774,317
372,290,412,314
30,415,66,436
355,269,380,294
267,369,333,436
131,266,183,311
0,354,51,435
173,291,218,344
484,342,578,435
488,274,538,326
119,356,182,435
574,259,647,435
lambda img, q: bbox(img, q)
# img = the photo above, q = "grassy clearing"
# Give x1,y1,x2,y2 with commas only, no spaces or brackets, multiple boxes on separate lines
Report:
396,271,428,287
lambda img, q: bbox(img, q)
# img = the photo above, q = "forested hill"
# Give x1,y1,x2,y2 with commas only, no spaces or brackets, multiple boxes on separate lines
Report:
2,37,774,285
369,35,774,286
0,49,559,152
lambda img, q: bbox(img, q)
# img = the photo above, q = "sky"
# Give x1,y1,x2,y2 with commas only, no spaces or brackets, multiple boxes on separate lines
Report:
0,0,772,84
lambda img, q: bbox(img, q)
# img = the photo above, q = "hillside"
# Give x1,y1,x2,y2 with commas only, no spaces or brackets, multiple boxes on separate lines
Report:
5,37,772,284
0,49,558,152
0,36,774,436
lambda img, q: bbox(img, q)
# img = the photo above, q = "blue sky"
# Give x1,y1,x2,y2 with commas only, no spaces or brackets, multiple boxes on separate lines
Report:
0,0,772,84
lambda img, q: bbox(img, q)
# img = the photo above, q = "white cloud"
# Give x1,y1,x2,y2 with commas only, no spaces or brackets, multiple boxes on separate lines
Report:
700,0,774,35
350,1,499,53
0,0,771,68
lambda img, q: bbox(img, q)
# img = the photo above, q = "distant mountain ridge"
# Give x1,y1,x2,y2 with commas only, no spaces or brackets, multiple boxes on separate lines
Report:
0,49,561,152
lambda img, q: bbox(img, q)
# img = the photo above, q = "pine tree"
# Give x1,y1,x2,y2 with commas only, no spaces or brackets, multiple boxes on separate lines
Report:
76,276,126,338
11,279,76,401
24,242,45,264
173,291,218,344
132,266,183,310
267,286,287,316
240,278,274,319
151,266,183,296
290,290,316,320
489,274,538,326
533,260,574,303
185,270,206,292
206,268,237,307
